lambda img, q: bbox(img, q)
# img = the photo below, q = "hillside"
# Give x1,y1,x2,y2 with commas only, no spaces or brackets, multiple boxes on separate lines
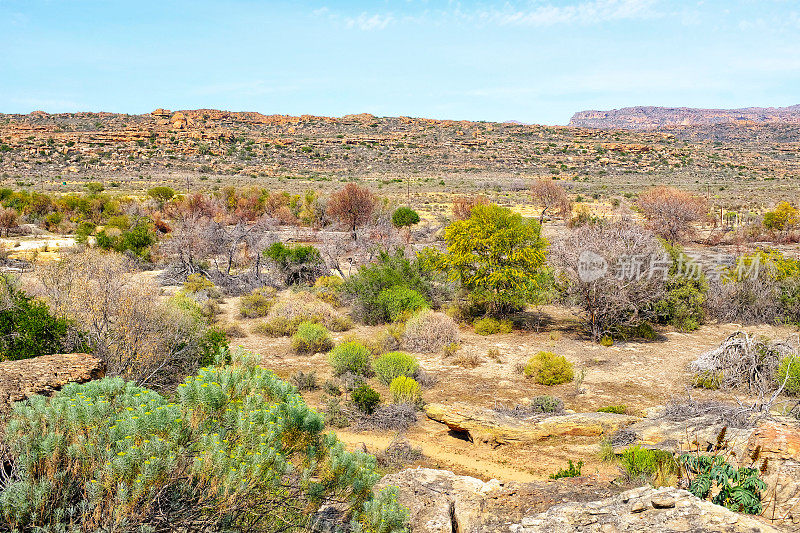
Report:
570,104,800,130
1,109,799,209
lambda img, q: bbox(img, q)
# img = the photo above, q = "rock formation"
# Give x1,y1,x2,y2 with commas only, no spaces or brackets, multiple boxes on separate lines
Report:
570,104,800,130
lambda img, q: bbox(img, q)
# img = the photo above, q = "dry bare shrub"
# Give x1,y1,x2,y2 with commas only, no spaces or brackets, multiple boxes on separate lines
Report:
327,183,376,237
32,249,211,389
376,437,424,468
530,179,571,224
690,331,797,398
451,194,489,221
258,291,352,336
354,403,418,432
550,220,666,341
636,186,708,243
402,309,460,352
0,208,19,237
452,352,482,368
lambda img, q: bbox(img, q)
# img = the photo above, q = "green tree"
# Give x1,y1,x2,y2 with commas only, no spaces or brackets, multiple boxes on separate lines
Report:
0,276,73,361
147,186,176,205
429,204,547,315
391,207,420,229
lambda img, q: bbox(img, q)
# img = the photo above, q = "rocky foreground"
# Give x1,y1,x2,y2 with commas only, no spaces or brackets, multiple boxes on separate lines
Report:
375,468,780,532
2,354,799,531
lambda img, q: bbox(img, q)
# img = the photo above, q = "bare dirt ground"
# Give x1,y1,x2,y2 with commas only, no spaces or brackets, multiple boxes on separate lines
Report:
216,295,796,483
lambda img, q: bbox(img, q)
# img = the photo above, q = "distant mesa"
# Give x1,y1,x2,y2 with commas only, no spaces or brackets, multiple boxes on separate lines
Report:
569,104,800,130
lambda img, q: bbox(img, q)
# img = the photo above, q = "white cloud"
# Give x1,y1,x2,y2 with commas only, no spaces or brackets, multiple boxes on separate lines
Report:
473,0,660,26
344,12,395,31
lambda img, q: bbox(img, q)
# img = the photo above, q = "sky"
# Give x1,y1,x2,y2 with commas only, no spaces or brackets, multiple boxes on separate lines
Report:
1,0,799,124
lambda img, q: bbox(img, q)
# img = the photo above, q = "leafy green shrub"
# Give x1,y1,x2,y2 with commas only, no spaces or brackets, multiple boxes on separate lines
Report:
352,384,381,414
239,286,277,318
391,206,420,229
0,350,407,531
599,335,614,347
777,355,800,395
0,276,74,361
183,273,216,294
329,340,373,376
342,249,437,325
655,241,707,331
390,376,421,405
523,352,574,385
549,459,583,480
403,309,460,352
376,286,429,322
96,218,156,258
374,351,419,385
473,317,513,335
147,186,175,203
597,405,626,414
620,446,678,486
679,454,766,514
290,321,334,354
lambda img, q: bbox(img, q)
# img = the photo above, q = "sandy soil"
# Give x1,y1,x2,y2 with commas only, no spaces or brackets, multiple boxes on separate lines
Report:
216,295,796,483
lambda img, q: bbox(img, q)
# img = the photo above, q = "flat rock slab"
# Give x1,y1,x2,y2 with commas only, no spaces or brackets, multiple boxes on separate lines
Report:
425,402,640,445
0,353,105,417
514,486,781,533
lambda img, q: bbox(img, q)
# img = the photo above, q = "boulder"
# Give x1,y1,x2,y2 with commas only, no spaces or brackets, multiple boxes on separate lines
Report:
747,420,800,527
425,402,640,446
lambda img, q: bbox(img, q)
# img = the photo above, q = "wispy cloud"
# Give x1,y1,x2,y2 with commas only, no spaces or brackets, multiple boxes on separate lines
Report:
470,0,660,27
314,0,660,30
344,12,394,31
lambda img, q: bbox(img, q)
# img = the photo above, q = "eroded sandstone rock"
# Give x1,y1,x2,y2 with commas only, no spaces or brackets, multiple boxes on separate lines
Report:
425,402,640,446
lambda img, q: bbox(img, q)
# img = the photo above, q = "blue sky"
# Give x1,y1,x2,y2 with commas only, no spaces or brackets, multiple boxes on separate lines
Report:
1,0,799,124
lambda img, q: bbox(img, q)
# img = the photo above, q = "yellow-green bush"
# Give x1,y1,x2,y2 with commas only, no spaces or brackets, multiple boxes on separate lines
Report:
390,376,421,405
290,321,334,354
524,351,574,385
314,275,344,306
473,317,513,335
692,370,722,390
239,286,277,318
777,355,800,395
374,352,419,385
328,340,372,376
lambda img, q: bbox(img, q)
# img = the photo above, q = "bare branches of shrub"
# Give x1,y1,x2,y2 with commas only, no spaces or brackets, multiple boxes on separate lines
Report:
530,179,570,225
550,220,666,341
636,186,708,243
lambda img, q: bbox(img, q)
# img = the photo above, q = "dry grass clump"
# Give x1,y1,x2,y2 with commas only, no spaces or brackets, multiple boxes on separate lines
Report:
253,291,352,336
452,352,483,369
402,309,459,353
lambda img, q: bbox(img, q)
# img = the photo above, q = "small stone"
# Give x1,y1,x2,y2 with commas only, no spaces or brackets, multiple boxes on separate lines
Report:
651,495,676,509
630,500,648,513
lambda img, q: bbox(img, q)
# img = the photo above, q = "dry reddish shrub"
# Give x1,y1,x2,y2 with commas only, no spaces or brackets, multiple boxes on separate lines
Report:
402,309,460,352
636,186,708,243
327,183,376,235
451,195,489,221
530,179,570,224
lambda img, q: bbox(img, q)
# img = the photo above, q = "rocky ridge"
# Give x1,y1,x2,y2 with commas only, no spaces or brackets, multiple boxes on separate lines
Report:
570,104,800,130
